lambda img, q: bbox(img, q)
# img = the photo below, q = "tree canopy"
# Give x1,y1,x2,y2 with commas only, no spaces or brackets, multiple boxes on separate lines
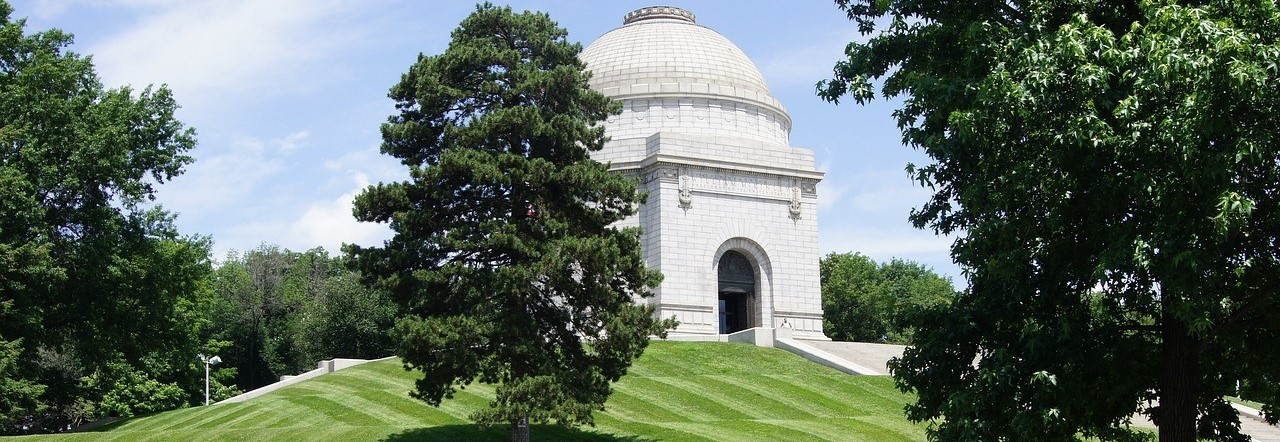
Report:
821,0,1280,440
208,245,396,393
346,4,674,441
0,0,214,432
821,252,954,344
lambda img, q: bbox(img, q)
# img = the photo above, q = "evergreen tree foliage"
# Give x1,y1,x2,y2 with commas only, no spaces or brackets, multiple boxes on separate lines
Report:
821,1,1280,440
347,4,673,440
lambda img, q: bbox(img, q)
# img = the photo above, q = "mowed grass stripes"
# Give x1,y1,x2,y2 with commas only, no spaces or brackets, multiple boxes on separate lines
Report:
11,341,926,441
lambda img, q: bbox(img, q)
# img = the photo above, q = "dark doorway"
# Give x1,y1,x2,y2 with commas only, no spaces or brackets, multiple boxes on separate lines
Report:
718,250,755,334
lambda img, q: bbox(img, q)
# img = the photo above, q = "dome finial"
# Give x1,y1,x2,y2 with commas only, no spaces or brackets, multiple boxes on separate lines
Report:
623,6,695,25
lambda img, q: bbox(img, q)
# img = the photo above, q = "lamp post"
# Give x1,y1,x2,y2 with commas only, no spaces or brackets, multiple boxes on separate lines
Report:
198,354,222,406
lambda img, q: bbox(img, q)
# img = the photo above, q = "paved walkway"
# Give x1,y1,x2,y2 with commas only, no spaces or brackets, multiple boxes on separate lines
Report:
1131,409,1279,441
1233,409,1280,442
800,340,1280,440
797,339,905,375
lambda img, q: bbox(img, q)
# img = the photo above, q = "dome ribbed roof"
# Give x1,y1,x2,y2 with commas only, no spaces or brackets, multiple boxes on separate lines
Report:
581,6,788,124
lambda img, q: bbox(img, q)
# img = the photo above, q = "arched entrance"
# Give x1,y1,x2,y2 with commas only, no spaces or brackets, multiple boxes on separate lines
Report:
718,250,755,334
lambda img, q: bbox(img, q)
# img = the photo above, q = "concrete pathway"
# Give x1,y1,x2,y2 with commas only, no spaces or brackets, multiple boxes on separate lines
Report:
216,356,394,404
1131,408,1279,441
800,340,1280,440
796,339,905,376
1234,406,1280,442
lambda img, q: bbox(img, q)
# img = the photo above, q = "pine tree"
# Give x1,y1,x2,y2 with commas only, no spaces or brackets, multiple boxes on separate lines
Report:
347,4,674,441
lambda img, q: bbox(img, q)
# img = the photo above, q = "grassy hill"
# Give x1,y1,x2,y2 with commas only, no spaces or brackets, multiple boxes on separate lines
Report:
12,341,925,441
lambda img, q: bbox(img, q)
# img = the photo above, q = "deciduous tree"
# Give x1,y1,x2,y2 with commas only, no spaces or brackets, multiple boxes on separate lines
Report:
0,1,211,431
821,252,954,344
209,246,395,392
821,1,1280,440
347,4,674,441
821,253,884,342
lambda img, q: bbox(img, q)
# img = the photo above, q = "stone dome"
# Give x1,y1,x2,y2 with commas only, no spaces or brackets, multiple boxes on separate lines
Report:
582,6,791,145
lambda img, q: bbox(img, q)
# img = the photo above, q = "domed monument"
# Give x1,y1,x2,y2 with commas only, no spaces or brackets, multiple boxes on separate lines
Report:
582,6,826,340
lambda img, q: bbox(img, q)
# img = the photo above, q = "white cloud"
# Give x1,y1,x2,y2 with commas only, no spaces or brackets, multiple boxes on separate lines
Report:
183,140,405,259
323,145,407,184
813,156,848,211
30,0,74,18
159,130,310,217
86,0,364,108
849,181,932,215
817,180,850,211
276,130,310,153
161,135,282,215
756,28,864,87
823,227,952,257
286,172,392,254
208,171,391,259
825,164,933,215
819,225,961,286
817,164,962,285
820,172,951,258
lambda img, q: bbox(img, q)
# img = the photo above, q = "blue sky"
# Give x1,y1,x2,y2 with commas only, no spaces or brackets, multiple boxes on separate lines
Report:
14,0,960,284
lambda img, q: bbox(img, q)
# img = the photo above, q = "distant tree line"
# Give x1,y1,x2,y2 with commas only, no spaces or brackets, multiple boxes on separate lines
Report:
820,252,956,345
208,246,396,393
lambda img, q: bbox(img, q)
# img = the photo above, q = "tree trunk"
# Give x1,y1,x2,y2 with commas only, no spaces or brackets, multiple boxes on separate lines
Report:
511,415,529,442
1158,315,1199,442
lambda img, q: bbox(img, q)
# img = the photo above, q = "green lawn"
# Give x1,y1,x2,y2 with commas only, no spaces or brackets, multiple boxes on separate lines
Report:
1227,396,1268,411
10,341,925,441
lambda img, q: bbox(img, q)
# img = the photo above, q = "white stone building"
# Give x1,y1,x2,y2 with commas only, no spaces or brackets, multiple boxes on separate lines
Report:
582,6,827,340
